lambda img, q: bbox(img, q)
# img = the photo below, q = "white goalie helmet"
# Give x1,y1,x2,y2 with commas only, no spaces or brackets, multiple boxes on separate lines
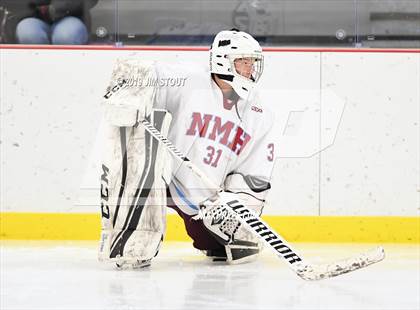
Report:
210,29,264,99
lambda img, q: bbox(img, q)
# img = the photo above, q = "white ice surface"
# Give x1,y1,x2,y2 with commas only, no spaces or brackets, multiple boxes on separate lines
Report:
1,242,419,310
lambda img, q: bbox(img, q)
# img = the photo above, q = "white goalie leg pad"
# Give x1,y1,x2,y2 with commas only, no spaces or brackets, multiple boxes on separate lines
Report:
99,109,172,266
103,58,157,127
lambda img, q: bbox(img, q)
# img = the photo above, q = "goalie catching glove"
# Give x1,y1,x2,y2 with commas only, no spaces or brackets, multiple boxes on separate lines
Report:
195,191,263,264
194,172,270,264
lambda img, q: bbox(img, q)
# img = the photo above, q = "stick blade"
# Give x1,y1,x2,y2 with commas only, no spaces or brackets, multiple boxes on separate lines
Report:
295,246,385,281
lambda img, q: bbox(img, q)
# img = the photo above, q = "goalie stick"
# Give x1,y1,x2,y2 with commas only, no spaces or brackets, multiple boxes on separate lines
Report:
140,117,385,281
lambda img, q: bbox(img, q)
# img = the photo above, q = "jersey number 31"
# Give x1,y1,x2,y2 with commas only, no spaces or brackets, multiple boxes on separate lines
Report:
203,145,222,167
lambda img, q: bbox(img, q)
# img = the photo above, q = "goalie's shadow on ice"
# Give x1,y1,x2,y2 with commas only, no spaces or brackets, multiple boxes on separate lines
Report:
97,249,263,309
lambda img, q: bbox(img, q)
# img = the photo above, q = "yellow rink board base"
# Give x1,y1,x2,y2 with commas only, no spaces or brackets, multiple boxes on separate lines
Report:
0,212,418,243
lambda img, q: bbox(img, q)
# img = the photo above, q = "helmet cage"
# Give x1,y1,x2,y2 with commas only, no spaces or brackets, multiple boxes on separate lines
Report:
228,53,264,84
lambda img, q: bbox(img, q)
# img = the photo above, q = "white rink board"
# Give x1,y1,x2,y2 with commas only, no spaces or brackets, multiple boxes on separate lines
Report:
0,48,418,215
320,53,420,216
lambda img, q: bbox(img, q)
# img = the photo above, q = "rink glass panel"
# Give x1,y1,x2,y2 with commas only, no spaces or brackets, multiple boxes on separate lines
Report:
2,0,418,47
88,0,419,47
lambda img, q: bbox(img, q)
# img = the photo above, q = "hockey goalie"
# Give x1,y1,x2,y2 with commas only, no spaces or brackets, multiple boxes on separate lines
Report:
98,29,276,268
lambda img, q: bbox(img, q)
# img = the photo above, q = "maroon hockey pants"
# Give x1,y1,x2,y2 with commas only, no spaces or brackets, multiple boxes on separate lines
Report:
166,188,224,251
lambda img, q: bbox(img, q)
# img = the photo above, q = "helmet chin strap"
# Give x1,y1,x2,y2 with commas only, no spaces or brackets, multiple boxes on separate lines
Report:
213,73,251,100
212,74,239,99
214,73,233,82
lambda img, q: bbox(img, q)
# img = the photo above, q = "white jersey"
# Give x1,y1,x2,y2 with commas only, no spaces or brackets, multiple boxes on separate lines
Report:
154,63,275,215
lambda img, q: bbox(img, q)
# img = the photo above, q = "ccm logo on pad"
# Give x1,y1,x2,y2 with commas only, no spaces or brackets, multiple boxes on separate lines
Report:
251,106,263,113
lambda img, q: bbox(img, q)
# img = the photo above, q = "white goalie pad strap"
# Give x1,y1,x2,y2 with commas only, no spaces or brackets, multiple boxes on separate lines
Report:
103,58,157,127
99,109,172,263
224,172,271,215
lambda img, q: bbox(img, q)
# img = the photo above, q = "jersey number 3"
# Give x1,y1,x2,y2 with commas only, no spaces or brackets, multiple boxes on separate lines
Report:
204,146,222,167
267,143,274,162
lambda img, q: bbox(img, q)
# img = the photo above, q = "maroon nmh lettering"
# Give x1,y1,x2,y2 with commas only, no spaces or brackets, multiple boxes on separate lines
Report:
186,112,251,155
